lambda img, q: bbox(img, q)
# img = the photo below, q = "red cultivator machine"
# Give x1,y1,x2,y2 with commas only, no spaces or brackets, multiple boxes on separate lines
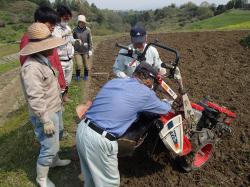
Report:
115,41,237,171
76,41,237,172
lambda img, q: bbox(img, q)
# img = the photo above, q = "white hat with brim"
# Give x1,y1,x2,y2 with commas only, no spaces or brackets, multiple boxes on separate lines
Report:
20,22,67,56
78,15,88,23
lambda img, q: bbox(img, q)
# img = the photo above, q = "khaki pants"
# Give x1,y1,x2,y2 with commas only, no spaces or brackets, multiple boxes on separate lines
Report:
75,54,90,71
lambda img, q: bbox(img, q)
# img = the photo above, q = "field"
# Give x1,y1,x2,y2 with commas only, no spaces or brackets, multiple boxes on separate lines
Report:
89,30,250,186
0,30,249,186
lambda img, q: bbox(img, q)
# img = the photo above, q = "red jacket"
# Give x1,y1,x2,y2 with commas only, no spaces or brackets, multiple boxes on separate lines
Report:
20,34,66,91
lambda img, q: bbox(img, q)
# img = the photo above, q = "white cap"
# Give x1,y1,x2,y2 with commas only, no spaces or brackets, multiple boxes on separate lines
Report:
78,15,88,23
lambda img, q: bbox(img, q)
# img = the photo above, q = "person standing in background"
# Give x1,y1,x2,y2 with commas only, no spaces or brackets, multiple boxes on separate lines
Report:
73,14,93,81
53,5,78,102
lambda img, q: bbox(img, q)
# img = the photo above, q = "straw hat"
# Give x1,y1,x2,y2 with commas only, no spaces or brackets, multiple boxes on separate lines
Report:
20,22,66,56
77,15,88,23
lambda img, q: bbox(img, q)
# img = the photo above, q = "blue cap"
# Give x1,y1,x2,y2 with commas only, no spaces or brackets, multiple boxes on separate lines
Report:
130,26,146,44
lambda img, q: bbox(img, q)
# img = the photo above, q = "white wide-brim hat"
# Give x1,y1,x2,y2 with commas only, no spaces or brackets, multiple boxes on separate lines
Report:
78,15,88,23
20,22,66,56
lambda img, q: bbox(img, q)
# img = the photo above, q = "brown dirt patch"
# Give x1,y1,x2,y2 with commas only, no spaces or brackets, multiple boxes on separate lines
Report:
88,30,250,186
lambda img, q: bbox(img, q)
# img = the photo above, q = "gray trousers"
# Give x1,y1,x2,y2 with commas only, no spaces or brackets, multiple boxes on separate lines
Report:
76,120,120,187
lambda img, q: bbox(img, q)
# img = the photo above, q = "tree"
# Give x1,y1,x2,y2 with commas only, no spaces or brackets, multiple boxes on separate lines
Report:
196,6,214,20
215,4,227,15
200,1,209,7
226,0,244,9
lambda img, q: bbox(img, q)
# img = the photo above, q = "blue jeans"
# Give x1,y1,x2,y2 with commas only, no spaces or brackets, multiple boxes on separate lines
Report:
76,120,120,187
30,110,62,166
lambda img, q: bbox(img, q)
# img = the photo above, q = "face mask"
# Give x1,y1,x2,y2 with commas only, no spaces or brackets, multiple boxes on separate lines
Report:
61,21,68,27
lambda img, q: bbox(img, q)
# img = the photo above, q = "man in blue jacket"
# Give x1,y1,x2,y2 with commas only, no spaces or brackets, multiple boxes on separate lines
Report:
76,62,171,187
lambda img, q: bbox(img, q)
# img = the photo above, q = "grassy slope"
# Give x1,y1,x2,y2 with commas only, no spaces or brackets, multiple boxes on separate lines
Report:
0,61,19,74
0,44,19,57
186,9,250,31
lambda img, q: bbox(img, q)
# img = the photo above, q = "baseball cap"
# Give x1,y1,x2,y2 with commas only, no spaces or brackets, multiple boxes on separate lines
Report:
130,26,146,44
134,62,158,79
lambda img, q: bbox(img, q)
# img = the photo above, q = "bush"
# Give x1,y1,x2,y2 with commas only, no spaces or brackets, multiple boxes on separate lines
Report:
240,34,250,48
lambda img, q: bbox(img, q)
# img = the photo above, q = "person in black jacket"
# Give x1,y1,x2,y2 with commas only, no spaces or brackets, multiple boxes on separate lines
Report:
73,15,93,81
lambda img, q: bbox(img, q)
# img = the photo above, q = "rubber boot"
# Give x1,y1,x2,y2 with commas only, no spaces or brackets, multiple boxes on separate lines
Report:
36,163,55,187
50,154,71,168
76,69,81,82
83,69,88,80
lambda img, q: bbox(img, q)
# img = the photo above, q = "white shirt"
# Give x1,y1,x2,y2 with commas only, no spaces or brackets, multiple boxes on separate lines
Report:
113,44,162,78
52,24,75,61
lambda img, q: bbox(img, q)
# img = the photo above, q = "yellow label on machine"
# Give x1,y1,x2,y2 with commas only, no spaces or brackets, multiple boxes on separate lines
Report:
161,81,177,100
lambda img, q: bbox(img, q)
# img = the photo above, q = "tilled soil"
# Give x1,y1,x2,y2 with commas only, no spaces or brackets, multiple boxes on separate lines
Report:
89,30,250,187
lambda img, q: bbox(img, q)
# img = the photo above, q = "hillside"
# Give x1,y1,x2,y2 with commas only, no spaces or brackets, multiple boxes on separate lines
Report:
0,1,37,43
186,9,250,30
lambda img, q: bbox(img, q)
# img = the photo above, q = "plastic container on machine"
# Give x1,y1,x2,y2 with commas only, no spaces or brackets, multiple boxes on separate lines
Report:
159,114,184,155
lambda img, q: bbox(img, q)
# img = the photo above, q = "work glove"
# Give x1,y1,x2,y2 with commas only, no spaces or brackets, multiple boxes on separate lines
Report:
171,95,182,110
118,71,128,78
162,98,173,105
174,67,181,80
43,120,56,135
88,50,93,56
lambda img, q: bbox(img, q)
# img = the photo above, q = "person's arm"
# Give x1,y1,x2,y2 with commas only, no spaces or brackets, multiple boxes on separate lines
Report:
52,26,62,38
88,28,93,51
113,51,129,78
21,65,50,124
142,89,172,115
49,49,66,92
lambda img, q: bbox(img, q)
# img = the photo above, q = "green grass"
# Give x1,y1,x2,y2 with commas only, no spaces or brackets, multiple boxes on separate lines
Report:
0,24,27,43
0,79,83,186
0,44,19,57
0,60,19,74
186,9,250,31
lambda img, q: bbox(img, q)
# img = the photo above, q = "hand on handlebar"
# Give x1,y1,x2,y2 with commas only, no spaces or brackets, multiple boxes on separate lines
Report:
174,67,181,80
172,95,182,110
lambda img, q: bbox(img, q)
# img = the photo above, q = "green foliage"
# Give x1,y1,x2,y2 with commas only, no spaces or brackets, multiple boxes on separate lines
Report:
0,61,19,74
196,6,214,20
187,9,250,30
0,44,19,57
29,0,51,7
240,34,250,48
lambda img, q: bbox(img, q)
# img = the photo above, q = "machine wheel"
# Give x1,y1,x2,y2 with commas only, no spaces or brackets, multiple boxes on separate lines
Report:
180,129,215,171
